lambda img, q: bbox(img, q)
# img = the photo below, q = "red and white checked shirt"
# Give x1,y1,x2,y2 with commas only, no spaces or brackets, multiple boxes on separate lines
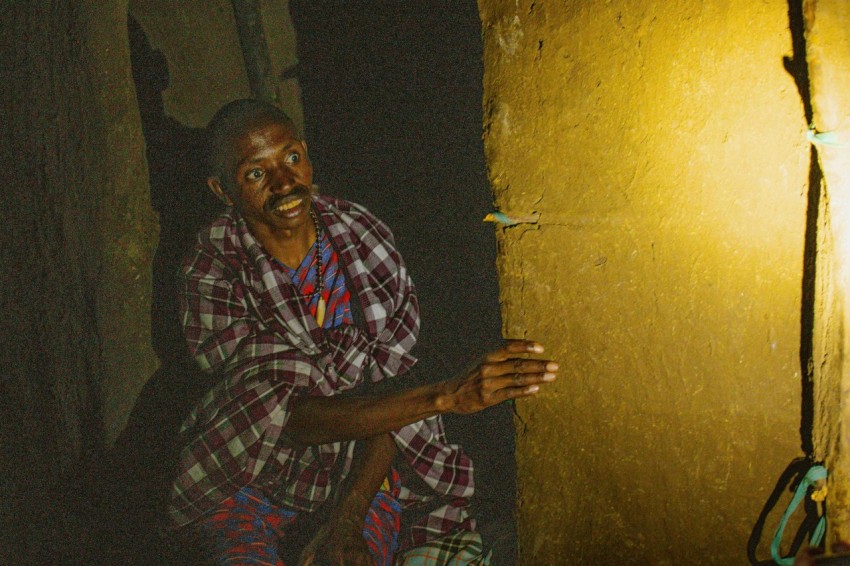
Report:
169,195,475,546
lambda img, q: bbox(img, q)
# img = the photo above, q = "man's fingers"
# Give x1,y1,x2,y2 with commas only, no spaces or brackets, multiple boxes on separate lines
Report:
471,367,555,401
482,358,557,378
499,371,555,389
505,339,544,354
488,382,544,405
484,340,544,362
477,355,557,402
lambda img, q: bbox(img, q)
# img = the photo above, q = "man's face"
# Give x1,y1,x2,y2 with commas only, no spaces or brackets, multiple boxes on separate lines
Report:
210,119,314,237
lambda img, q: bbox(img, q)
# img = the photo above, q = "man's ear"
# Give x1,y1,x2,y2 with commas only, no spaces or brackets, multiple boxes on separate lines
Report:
207,177,234,206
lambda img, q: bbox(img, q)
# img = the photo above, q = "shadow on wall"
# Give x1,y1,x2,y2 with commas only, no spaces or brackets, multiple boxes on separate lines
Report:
289,1,517,562
76,16,223,564
128,14,223,369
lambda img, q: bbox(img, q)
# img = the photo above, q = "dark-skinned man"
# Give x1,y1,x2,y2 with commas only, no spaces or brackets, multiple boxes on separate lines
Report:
168,99,557,565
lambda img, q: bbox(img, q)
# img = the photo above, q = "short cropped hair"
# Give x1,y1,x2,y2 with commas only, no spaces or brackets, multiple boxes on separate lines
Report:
205,99,298,194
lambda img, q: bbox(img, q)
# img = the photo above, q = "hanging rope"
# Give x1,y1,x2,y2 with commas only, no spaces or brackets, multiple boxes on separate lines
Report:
748,458,828,565
771,464,828,565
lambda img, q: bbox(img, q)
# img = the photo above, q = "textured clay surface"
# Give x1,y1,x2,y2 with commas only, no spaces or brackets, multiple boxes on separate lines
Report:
479,1,812,563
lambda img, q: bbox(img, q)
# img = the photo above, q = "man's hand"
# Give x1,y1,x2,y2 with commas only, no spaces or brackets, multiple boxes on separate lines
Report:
297,515,371,566
438,340,558,414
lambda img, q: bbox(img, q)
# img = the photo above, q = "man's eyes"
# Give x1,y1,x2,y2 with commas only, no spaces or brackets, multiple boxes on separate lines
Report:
244,154,299,180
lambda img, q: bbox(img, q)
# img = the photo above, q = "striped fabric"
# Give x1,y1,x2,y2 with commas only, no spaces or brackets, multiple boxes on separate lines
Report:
196,471,401,565
277,226,352,329
170,195,476,550
196,486,299,565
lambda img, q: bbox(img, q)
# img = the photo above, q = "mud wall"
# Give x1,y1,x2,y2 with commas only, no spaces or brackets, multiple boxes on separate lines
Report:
478,1,811,563
805,0,850,546
0,1,301,560
129,0,302,130
0,1,157,560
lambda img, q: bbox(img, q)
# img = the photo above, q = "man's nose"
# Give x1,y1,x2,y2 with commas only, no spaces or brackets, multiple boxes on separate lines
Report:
269,166,295,193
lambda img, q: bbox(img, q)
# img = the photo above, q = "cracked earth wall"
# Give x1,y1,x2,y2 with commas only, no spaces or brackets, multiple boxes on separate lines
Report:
805,0,850,546
479,1,812,563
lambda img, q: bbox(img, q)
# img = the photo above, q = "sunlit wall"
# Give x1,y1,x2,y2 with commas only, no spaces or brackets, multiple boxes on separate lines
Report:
479,1,810,563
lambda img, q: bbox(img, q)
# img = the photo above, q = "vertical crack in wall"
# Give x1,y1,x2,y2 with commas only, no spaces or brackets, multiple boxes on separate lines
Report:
516,226,535,340
783,0,821,459
800,144,824,458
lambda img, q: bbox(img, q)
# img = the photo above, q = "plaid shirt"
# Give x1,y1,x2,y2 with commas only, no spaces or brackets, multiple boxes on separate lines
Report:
169,195,475,547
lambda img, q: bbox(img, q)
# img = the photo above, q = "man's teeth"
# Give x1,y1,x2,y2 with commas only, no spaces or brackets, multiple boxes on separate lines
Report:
276,198,302,212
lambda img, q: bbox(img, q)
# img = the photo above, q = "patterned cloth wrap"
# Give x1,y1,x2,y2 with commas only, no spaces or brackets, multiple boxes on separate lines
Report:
169,194,476,552
396,530,492,565
197,474,402,566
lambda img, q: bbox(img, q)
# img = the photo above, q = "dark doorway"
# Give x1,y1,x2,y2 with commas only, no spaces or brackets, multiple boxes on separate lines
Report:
290,2,516,561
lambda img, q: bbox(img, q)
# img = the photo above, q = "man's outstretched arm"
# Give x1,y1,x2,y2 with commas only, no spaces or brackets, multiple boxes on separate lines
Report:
291,340,555,564
285,339,558,446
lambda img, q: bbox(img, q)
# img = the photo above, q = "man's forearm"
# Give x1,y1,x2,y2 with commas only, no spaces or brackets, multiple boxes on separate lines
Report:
285,340,556,446
335,433,397,521
286,379,452,446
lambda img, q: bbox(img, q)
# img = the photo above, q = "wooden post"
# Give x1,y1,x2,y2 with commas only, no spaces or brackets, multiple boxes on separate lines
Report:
231,0,279,103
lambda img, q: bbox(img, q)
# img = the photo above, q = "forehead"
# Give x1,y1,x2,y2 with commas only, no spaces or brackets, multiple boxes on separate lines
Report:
232,119,298,157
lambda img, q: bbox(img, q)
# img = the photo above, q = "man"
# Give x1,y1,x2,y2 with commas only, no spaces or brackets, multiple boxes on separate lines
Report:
169,99,557,565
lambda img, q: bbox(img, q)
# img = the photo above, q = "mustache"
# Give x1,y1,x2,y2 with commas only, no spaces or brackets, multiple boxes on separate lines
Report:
263,185,313,212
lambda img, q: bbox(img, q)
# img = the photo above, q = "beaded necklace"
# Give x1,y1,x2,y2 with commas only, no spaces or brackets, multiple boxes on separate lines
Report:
310,209,327,326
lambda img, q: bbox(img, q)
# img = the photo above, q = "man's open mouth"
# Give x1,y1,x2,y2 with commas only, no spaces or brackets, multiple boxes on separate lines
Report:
276,198,303,213
265,186,312,214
